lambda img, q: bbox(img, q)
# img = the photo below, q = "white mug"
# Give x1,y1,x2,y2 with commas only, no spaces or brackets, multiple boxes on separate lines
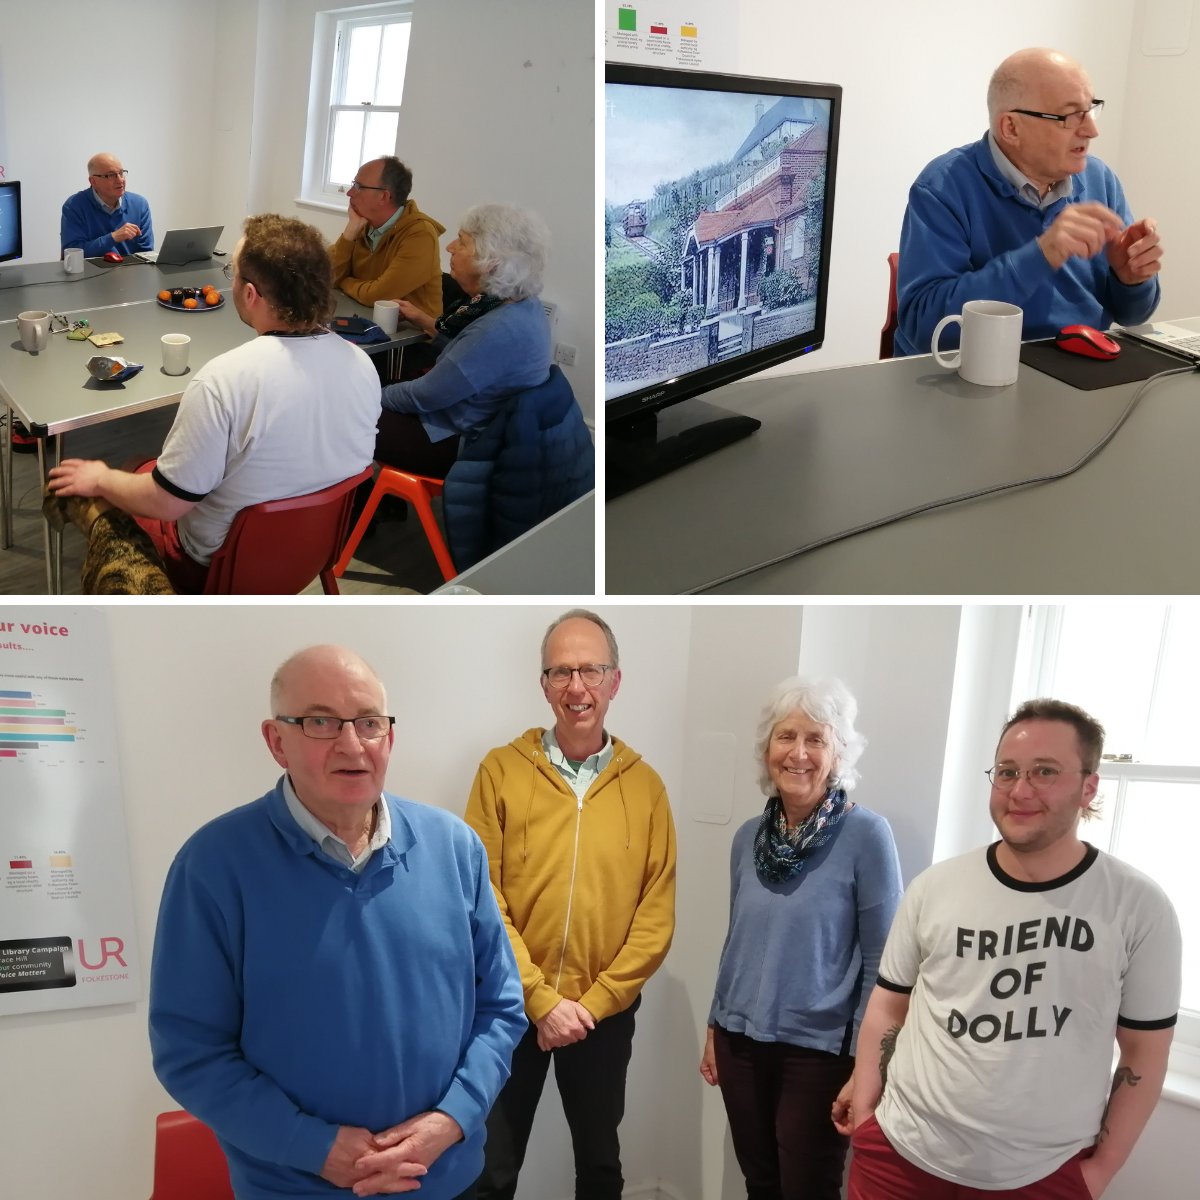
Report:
17,310,52,353
63,248,85,274
373,299,400,337
931,300,1023,386
161,333,192,376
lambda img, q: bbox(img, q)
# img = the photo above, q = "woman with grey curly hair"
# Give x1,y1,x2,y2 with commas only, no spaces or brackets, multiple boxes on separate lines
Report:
375,202,553,477
700,676,903,1200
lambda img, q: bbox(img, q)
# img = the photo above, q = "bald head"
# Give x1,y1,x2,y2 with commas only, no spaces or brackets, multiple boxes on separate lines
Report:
269,645,387,716
88,152,121,176
987,48,1091,128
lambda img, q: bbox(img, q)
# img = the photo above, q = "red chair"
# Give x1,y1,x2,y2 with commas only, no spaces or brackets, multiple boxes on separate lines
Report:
149,1110,233,1200
203,466,374,594
333,466,457,583
880,251,900,359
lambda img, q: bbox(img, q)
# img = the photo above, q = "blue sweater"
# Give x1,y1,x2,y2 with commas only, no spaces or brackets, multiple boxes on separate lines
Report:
894,134,1159,356
60,187,154,258
708,804,902,1055
148,779,527,1199
381,297,551,441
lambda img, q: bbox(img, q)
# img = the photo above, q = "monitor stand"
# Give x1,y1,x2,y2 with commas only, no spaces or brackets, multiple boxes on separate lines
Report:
607,397,761,499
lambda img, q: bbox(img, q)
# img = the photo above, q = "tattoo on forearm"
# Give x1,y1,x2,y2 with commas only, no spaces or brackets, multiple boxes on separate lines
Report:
879,1025,900,1089
1097,1066,1142,1142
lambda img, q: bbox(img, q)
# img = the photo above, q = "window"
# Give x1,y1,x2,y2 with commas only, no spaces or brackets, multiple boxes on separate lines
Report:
304,4,413,205
1016,604,1200,1059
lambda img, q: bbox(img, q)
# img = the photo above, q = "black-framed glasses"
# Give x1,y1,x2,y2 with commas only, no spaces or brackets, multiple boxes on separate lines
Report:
985,765,1090,790
1009,100,1104,131
347,179,388,193
541,664,614,689
90,169,130,181
275,715,395,740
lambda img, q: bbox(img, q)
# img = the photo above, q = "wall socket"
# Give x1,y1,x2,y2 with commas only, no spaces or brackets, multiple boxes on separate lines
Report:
553,342,577,367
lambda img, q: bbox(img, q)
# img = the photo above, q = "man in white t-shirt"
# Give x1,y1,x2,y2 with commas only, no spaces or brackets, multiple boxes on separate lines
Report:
49,214,381,592
839,698,1181,1199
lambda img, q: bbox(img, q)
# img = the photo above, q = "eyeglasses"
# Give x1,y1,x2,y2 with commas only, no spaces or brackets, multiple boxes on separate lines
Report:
541,664,614,689
985,765,1090,790
275,715,395,740
347,180,388,193
1009,100,1104,131
90,170,130,181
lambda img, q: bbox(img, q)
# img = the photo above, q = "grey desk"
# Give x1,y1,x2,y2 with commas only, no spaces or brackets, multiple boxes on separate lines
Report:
606,323,1200,595
432,492,595,595
0,261,421,592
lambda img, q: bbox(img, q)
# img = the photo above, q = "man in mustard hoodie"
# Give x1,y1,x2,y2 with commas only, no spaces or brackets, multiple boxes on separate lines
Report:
465,609,677,1200
328,155,445,317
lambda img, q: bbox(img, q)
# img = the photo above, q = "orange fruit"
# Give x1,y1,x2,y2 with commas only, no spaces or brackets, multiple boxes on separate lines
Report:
158,290,172,302
182,298,198,309
204,292,220,306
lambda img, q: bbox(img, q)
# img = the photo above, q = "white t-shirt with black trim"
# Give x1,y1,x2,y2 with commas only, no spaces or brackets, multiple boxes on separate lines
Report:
874,843,1181,1190
153,331,381,564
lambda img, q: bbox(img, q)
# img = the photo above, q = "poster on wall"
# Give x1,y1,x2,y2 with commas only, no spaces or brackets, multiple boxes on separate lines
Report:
604,0,735,69
0,608,140,1016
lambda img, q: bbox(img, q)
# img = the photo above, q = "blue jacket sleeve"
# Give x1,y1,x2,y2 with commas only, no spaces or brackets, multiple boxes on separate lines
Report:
850,815,904,1053
897,181,1056,355
148,849,340,1175
129,194,155,253
381,355,476,415
1098,179,1159,326
60,196,113,258
433,837,527,1139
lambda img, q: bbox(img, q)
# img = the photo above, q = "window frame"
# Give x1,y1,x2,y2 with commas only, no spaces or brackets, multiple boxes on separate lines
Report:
301,2,412,209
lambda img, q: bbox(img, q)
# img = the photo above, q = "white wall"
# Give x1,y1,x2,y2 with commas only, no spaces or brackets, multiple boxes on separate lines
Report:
607,0,1148,376
245,0,597,423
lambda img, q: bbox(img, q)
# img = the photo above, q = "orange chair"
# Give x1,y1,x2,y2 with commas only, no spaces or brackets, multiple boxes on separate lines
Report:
203,466,374,595
149,1110,233,1200
880,251,900,359
333,467,456,583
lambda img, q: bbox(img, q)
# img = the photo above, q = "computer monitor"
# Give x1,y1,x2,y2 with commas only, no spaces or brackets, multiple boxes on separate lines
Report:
605,64,841,496
0,180,22,263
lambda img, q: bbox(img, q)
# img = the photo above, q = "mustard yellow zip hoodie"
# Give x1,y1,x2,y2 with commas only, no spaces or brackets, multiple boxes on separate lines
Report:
465,727,676,1024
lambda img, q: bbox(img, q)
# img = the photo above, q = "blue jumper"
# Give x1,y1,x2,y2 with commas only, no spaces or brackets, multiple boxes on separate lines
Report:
381,297,551,441
708,804,902,1055
148,779,527,1199
894,134,1159,356
60,187,154,258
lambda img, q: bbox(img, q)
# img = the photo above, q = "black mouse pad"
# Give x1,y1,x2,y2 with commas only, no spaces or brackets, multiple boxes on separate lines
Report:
1021,335,1184,390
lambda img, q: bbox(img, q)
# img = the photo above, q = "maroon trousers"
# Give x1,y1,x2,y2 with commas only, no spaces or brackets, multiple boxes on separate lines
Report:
848,1113,1094,1199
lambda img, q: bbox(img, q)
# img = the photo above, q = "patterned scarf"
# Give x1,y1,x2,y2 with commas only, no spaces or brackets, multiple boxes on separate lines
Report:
435,292,505,340
753,787,849,884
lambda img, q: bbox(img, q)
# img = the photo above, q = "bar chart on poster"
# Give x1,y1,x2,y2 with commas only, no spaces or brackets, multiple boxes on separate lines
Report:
0,609,140,1015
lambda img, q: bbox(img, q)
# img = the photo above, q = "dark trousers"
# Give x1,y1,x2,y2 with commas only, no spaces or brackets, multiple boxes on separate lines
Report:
713,1024,854,1200
374,410,460,479
478,999,639,1200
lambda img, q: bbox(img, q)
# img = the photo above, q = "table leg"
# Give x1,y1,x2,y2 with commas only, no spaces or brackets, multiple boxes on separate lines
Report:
36,433,62,594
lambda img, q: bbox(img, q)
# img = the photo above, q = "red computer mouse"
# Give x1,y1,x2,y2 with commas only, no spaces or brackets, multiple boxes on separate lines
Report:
103,250,123,263
1056,324,1121,360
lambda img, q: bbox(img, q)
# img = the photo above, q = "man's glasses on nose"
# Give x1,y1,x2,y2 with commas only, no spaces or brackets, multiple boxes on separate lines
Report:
985,765,1089,789
90,170,130,181
1009,100,1104,131
347,180,388,193
275,715,395,740
541,664,614,689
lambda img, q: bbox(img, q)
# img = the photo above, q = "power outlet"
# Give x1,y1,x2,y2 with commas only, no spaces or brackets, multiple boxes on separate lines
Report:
553,342,577,367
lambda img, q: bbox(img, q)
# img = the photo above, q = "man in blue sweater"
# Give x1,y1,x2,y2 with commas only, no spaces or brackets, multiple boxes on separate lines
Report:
60,152,154,258
894,48,1161,356
148,645,526,1199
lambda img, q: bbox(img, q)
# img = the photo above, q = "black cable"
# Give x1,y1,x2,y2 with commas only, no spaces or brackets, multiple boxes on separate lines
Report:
686,362,1199,595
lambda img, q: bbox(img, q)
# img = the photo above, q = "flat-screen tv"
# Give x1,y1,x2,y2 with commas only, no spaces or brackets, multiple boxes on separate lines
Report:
605,64,841,496
0,180,22,262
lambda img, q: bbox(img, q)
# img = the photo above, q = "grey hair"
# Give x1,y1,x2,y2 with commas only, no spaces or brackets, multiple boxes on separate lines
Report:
986,61,1026,126
375,156,413,207
460,203,548,299
753,676,866,794
540,609,619,668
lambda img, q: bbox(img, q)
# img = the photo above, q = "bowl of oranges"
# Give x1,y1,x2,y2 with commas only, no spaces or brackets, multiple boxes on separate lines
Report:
157,285,223,312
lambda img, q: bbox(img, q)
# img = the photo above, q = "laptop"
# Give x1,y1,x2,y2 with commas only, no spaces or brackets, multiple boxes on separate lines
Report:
138,226,223,266
1118,319,1200,363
